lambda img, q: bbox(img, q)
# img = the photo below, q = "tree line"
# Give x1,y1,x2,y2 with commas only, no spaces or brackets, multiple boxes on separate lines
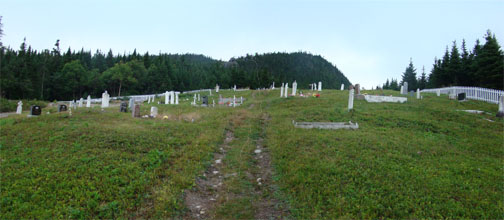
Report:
382,30,503,91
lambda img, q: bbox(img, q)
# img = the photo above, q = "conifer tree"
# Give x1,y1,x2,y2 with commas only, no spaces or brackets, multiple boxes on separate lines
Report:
418,66,427,90
473,30,504,90
401,58,418,91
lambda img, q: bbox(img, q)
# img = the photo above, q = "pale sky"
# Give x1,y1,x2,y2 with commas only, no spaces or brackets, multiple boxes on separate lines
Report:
1,0,502,89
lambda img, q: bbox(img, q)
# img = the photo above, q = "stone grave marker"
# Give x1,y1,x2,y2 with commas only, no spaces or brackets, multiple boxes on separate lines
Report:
341,84,344,90
284,83,289,98
292,81,297,96
318,81,322,91
132,104,140,118
175,92,180,104
30,105,42,117
150,106,158,117
86,95,91,107
58,104,68,112
348,89,355,111
79,98,83,107
16,101,23,114
355,84,361,95
280,84,284,97
120,102,128,112
457,93,466,101
349,84,354,90
102,91,110,108
497,96,504,117
129,98,134,110
202,96,209,106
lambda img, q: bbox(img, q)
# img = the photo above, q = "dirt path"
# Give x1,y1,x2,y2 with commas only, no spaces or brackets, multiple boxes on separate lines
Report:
184,129,235,219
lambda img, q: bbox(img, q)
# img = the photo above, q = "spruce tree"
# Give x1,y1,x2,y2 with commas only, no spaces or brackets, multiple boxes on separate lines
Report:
459,39,471,86
473,30,504,90
418,66,427,90
401,58,418,91
448,41,462,85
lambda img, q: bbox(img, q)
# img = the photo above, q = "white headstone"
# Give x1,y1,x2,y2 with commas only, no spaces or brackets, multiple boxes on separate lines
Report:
497,96,504,117
16,101,22,114
233,95,236,107
402,82,408,95
437,89,441,96
400,85,404,94
165,91,169,104
318,81,322,91
101,91,109,108
292,81,297,96
341,84,344,90
73,100,77,109
79,98,83,107
416,88,421,99
193,94,197,105
272,82,275,89
170,91,175,104
212,99,215,107
175,92,180,105
348,89,355,111
234,85,237,91
150,106,158,117
240,96,243,104
86,95,91,107
284,83,289,98
280,85,284,97
216,84,220,93
209,89,212,96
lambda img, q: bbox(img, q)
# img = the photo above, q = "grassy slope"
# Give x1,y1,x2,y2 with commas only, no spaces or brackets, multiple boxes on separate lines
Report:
1,89,503,218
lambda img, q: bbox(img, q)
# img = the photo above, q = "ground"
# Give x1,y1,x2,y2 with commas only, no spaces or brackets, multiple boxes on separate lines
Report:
1,89,502,219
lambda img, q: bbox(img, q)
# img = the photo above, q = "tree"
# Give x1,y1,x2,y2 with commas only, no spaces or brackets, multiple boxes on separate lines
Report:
448,41,462,85
458,39,471,86
58,60,87,100
102,62,136,96
0,16,3,47
400,58,418,91
418,66,427,90
473,30,504,90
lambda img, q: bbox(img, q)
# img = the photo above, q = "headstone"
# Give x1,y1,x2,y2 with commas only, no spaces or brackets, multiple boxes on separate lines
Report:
165,91,169,104
233,95,236,107
416,88,420,99
272,82,275,89
400,85,404,94
73,100,77,109
202,96,209,105
216,84,220,93
402,82,408,95
280,85,284,97
348,89,354,111
457,93,466,101
175,92,180,105
86,95,91,107
30,105,42,116
79,98,83,107
497,96,504,118
198,94,200,102
409,91,414,97
212,99,215,107
129,98,134,110
341,84,344,91
355,84,360,95
150,106,158,117
101,91,110,108
147,96,151,104
58,104,68,112
234,85,237,91
349,85,354,90
170,91,175,104
192,94,197,105
120,102,128,112
437,89,441,96
284,83,289,98
240,96,243,104
132,104,140,118
318,81,322,91
16,101,22,114
209,89,212,96
292,81,297,96
314,83,317,91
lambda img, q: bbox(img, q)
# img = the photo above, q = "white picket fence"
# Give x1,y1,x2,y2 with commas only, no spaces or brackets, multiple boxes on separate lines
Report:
421,86,504,104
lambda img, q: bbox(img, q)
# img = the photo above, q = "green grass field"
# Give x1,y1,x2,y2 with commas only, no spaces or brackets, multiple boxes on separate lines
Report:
1,89,502,218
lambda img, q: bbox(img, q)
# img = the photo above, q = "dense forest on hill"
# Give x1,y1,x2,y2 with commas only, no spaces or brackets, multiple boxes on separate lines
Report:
382,30,503,91
0,41,351,101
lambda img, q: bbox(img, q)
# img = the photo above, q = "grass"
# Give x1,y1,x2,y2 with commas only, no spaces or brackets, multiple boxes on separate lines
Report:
1,89,502,218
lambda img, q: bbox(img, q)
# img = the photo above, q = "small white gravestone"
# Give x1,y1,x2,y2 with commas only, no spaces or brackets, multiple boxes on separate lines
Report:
209,89,212,96
437,89,441,96
150,106,158,117
280,84,284,97
234,85,237,91
212,99,215,107
170,91,175,104
192,94,197,105
16,101,23,114
147,96,151,104
86,95,91,107
69,101,73,109
292,81,297,96
416,88,421,99
165,91,169,104
102,91,110,108
233,95,236,107
129,98,135,110
175,92,180,105
497,96,504,118
400,85,404,94
341,84,344,90
216,84,220,93
272,82,275,89
348,89,355,111
402,82,408,95
240,96,243,104
318,81,322,91
79,98,83,107
284,83,289,98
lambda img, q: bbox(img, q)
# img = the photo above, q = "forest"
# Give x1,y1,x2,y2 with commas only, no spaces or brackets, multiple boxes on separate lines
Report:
0,41,351,101
383,30,503,91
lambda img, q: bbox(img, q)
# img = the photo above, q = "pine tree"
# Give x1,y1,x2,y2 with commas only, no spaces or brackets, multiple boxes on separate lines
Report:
448,41,462,85
401,58,418,91
473,30,504,90
418,66,427,90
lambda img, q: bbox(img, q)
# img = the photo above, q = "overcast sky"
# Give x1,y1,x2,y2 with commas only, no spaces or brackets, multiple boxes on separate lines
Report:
1,0,502,89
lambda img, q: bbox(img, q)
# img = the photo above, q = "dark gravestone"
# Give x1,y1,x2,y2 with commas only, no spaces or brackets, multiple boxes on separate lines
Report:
58,104,68,112
120,102,128,112
30,105,42,116
458,93,466,101
354,84,361,95
202,96,209,105
132,104,140,118
409,91,414,97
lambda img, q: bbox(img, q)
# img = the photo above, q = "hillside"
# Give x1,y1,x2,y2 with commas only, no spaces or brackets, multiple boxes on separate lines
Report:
1,89,502,218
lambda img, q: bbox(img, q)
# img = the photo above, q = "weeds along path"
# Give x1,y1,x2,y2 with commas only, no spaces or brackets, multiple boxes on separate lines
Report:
183,90,288,219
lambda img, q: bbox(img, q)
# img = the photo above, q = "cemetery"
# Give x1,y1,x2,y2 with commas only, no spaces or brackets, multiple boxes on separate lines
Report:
1,85,503,219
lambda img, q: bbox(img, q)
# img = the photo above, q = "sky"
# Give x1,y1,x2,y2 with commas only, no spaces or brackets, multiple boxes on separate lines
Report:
1,0,503,89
